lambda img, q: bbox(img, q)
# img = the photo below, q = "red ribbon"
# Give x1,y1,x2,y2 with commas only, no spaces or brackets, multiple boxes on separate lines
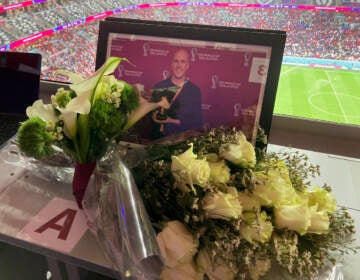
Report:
72,162,96,209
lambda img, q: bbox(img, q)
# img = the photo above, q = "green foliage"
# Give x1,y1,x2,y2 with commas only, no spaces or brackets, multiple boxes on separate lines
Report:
52,88,76,108
89,100,128,136
119,82,140,113
17,117,56,159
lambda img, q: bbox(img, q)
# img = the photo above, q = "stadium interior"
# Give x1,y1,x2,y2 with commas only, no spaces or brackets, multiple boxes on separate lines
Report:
0,0,359,279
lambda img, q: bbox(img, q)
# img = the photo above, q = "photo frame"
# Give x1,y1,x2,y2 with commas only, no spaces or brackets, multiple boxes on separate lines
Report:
96,18,286,145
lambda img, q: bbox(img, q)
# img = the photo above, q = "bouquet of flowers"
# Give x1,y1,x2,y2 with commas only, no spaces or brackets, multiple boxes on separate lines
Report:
130,127,358,280
16,57,169,208
13,56,358,279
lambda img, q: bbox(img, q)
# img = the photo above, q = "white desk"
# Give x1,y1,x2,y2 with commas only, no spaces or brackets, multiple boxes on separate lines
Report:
0,139,116,279
0,140,359,279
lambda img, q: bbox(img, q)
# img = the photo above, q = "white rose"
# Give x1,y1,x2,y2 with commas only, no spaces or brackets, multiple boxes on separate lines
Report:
208,160,231,184
253,161,299,207
237,191,261,212
274,203,311,235
202,188,242,220
171,144,210,193
307,206,330,234
189,159,211,186
240,211,273,244
307,187,337,213
197,249,236,280
157,221,198,268
161,262,203,280
219,133,256,168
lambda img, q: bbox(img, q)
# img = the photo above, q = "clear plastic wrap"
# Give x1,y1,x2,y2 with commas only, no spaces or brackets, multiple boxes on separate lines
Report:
0,139,163,279
82,144,163,279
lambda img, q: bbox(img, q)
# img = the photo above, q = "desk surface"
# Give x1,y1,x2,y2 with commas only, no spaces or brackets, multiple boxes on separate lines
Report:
0,140,116,278
0,139,359,279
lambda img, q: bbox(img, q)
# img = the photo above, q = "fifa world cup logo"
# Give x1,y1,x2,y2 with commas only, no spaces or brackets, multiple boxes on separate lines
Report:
233,103,242,117
162,70,170,80
117,65,124,77
143,43,150,56
244,52,251,67
191,48,198,62
211,75,219,89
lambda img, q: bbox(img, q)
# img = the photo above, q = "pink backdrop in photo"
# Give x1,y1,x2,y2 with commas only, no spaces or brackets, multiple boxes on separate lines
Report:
109,38,268,136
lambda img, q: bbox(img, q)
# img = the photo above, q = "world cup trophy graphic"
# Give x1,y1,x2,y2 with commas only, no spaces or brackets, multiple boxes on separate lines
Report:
143,43,150,56
211,75,219,89
151,86,180,133
190,48,198,62
244,52,251,67
117,64,124,78
233,103,242,117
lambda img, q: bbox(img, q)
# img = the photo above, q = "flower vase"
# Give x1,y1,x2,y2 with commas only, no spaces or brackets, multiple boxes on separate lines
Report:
73,162,96,209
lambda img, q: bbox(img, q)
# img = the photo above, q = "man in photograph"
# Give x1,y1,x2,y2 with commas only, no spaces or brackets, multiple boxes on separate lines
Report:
151,48,203,139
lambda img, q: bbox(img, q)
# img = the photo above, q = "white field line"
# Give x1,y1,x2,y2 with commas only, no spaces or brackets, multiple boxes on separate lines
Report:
280,66,299,77
325,70,349,122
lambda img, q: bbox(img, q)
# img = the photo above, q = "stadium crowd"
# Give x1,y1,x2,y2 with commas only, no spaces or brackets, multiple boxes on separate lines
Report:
1,1,359,79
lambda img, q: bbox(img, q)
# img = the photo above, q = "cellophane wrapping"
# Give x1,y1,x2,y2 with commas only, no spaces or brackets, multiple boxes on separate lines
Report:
82,144,164,279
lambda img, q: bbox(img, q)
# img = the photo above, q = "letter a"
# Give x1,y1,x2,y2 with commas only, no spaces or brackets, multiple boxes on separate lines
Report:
35,208,77,240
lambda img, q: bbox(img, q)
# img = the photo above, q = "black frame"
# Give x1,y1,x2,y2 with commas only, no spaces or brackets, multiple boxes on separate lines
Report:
95,18,286,143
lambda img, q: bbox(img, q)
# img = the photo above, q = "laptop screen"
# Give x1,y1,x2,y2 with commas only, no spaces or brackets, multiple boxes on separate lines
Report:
0,51,42,114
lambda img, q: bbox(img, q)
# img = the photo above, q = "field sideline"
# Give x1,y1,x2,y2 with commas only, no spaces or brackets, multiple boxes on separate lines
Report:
274,65,360,126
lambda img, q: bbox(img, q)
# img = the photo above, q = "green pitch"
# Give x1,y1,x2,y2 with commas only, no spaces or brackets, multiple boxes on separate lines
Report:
274,65,360,126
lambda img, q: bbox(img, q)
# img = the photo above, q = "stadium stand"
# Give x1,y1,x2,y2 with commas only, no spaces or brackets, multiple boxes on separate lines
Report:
4,12,42,38
0,1,359,79
33,7,67,29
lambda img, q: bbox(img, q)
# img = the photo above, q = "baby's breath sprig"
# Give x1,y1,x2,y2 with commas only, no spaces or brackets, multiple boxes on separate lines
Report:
278,151,320,192
187,127,253,157
302,207,358,256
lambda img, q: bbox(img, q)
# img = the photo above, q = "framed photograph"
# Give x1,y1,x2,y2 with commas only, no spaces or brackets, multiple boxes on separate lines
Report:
96,18,286,145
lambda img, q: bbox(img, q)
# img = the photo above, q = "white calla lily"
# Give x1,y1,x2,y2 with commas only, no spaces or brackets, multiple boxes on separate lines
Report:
58,110,77,139
69,57,123,104
124,96,170,130
26,99,58,125
64,90,92,115
54,57,124,116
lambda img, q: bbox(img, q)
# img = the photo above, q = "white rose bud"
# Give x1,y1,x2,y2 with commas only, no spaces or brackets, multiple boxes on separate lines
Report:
307,206,330,234
240,211,273,244
208,160,231,184
189,159,211,186
274,203,311,235
253,161,299,207
219,133,256,168
171,144,210,193
157,221,198,268
307,187,337,213
202,189,242,220
237,191,261,212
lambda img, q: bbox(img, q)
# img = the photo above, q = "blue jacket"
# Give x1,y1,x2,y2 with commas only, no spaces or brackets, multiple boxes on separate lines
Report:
152,78,203,138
